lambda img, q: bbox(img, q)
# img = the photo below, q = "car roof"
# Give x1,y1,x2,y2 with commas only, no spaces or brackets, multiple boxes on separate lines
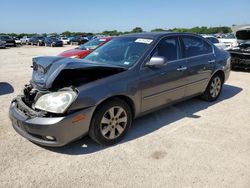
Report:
120,32,196,39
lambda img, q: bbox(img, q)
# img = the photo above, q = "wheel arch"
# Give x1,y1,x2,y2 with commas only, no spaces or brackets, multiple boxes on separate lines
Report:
94,95,136,119
211,69,225,83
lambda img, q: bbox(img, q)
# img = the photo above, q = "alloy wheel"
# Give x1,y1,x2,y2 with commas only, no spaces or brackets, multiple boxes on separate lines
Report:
210,76,221,98
100,106,128,139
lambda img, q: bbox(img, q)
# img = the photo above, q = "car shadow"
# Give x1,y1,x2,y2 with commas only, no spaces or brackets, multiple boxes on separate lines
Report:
0,82,14,95
46,84,242,155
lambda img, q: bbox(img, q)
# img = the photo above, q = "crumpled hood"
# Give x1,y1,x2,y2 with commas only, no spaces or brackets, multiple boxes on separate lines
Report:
232,25,250,42
31,56,125,89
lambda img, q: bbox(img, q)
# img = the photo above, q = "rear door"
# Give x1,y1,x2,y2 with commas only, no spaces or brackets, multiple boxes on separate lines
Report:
180,35,215,97
139,36,189,112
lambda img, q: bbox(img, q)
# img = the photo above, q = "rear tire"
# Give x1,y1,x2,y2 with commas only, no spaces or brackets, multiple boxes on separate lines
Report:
89,98,132,145
200,74,223,102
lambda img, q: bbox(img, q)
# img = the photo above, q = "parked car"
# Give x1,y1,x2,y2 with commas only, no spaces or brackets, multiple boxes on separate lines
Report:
29,36,45,46
0,40,6,48
58,37,112,58
202,35,228,50
60,37,70,45
219,33,238,49
228,25,250,69
20,36,31,45
13,37,21,46
0,35,16,47
69,36,89,45
44,37,63,47
9,32,231,147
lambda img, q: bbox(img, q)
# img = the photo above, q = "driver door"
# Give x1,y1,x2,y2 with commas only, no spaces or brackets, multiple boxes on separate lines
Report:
139,36,189,112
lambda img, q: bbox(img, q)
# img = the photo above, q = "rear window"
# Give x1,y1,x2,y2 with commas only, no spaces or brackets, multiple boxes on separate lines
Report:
182,36,212,58
206,37,219,44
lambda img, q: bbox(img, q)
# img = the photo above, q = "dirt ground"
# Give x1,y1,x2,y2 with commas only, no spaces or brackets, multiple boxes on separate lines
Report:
0,46,249,188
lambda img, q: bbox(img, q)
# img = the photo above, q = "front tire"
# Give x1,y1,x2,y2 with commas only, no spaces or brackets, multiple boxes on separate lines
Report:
89,98,132,145
201,74,223,102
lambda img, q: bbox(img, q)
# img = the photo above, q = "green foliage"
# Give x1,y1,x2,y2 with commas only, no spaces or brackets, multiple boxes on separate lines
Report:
151,28,167,32
101,30,122,36
0,26,232,38
168,26,232,34
131,27,143,33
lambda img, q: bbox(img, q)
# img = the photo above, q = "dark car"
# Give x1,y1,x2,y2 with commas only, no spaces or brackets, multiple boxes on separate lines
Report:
29,36,45,46
0,35,16,47
9,32,231,147
229,41,250,69
0,40,6,48
228,28,250,69
227,25,250,69
44,37,63,47
69,36,89,45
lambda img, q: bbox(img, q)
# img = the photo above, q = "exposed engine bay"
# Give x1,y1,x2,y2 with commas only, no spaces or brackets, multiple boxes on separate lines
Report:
14,56,126,117
229,42,250,69
229,25,250,69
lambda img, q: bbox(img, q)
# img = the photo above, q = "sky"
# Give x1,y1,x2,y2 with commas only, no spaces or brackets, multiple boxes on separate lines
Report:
0,0,250,34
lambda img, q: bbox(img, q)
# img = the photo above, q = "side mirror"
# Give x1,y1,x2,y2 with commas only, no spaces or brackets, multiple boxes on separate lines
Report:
145,56,166,67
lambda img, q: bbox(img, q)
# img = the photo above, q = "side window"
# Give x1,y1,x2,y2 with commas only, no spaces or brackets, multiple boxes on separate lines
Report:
152,37,179,62
207,37,219,44
182,36,212,58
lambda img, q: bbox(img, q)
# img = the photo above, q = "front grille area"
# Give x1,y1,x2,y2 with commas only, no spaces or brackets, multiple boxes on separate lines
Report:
13,96,46,118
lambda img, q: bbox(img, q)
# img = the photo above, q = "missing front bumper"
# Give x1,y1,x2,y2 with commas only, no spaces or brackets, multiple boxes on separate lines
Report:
9,98,95,147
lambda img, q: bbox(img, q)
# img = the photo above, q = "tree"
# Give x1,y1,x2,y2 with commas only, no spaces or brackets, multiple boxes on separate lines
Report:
151,28,166,32
131,27,143,33
101,30,122,36
61,31,72,37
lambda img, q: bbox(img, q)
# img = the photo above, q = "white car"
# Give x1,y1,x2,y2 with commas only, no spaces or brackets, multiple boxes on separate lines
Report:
14,37,21,45
219,33,238,49
203,35,228,50
20,36,30,45
60,37,70,45
231,24,250,44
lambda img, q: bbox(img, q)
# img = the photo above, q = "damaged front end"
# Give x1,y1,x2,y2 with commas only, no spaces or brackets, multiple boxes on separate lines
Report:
15,56,125,117
229,46,250,69
9,56,126,146
229,26,250,69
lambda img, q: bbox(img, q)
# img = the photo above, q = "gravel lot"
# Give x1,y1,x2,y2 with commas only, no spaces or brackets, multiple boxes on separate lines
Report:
0,46,250,188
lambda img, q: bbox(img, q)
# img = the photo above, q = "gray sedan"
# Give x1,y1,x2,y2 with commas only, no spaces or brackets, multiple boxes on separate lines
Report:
9,32,231,146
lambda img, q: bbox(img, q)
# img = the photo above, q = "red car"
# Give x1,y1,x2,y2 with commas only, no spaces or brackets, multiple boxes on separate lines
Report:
58,37,112,58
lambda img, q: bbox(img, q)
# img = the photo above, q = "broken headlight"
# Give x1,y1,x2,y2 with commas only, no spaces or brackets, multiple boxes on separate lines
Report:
34,91,77,113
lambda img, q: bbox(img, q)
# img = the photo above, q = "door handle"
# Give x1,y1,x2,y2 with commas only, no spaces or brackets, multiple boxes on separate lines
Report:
177,66,187,71
208,59,215,63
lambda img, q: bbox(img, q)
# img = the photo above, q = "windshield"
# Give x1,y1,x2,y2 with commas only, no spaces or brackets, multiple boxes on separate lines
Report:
84,37,153,68
225,33,235,39
77,38,105,50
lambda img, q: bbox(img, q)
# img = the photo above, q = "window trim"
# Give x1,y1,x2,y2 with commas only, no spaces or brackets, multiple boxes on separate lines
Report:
140,34,215,70
141,35,182,69
180,34,214,59
151,36,181,60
